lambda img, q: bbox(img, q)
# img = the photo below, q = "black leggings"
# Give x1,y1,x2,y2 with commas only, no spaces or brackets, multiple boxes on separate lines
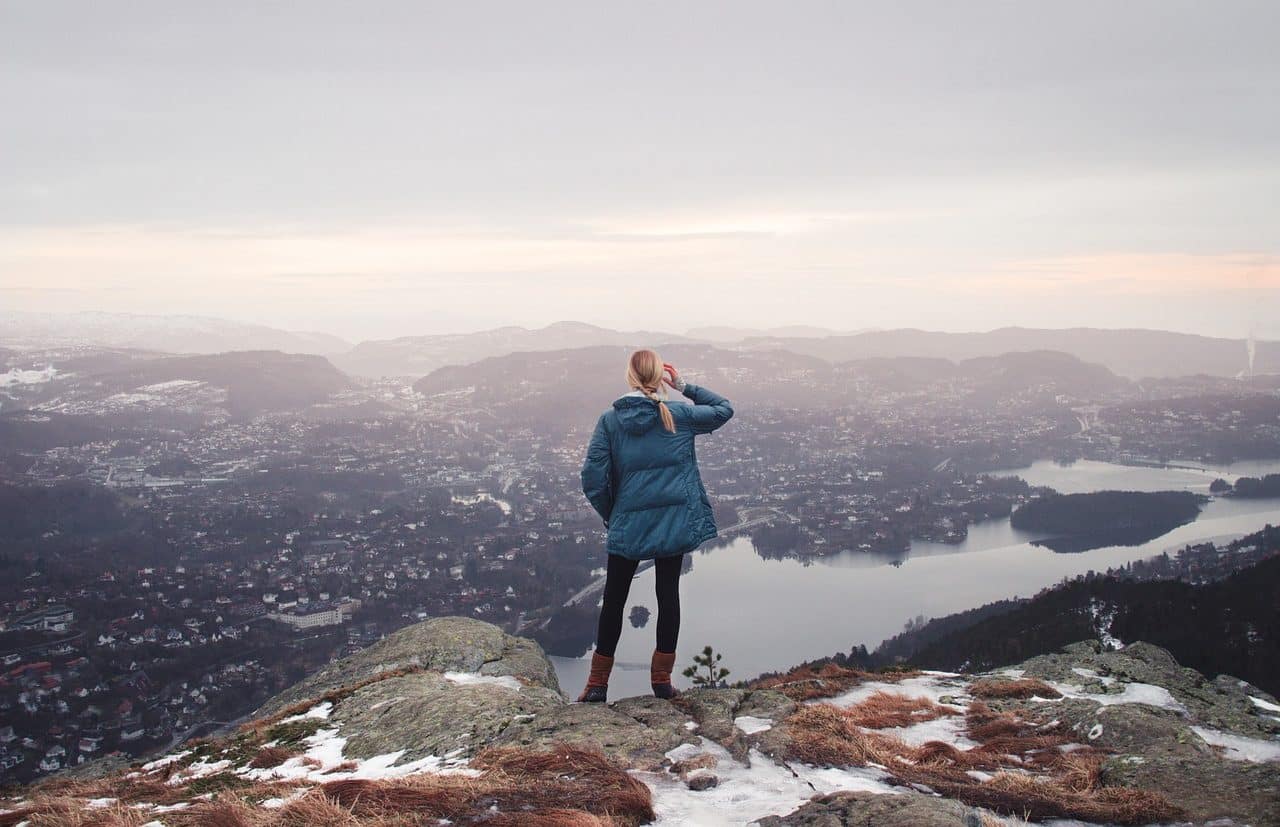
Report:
594,553,683,657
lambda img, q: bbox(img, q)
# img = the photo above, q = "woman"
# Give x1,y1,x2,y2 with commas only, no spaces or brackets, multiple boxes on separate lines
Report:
578,349,734,702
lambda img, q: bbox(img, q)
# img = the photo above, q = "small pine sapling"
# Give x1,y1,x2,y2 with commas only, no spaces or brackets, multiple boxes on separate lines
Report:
683,645,730,688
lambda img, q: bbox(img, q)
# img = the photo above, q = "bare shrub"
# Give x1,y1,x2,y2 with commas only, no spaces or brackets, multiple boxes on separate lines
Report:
751,662,923,701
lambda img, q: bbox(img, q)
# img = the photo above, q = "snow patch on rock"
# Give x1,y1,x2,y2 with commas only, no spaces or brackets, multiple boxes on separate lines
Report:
443,672,522,692
733,716,773,735
1191,726,1280,763
640,738,897,827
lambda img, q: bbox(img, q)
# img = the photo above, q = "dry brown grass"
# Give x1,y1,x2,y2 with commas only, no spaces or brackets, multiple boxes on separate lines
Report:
841,689,959,729
473,744,654,825
781,700,1181,826
22,773,200,809
1056,752,1104,793
248,745,301,769
962,701,1082,771
309,745,651,826
482,812,616,826
322,761,360,774
167,796,261,827
783,704,920,767
750,662,921,701
970,678,1063,700
928,770,1183,824
2,744,648,827
7,798,158,827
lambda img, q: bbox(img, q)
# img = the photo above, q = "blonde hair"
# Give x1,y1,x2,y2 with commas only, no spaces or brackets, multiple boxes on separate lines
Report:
626,349,676,433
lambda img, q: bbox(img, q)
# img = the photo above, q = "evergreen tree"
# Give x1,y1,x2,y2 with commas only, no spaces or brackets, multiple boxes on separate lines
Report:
683,645,731,688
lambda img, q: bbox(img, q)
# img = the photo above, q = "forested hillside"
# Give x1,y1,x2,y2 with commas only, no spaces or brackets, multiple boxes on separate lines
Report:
909,549,1280,694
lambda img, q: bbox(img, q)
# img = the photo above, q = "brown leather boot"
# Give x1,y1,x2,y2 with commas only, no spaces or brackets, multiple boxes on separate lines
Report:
577,652,613,703
651,650,679,699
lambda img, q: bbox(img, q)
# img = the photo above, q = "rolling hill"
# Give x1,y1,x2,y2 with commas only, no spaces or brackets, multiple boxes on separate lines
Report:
337,321,699,378
738,327,1274,379
0,311,350,356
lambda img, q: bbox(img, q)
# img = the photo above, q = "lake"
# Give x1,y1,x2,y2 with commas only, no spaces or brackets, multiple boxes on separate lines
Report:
551,459,1280,699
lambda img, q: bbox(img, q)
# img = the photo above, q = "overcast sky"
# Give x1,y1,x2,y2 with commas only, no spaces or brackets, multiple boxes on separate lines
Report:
2,1,1277,341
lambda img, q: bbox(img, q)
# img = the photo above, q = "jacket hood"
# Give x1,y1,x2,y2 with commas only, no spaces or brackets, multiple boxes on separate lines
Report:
613,394,662,434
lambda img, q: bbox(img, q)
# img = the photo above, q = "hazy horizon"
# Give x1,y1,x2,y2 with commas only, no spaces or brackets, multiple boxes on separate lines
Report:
6,309,1280,348
3,2,1278,341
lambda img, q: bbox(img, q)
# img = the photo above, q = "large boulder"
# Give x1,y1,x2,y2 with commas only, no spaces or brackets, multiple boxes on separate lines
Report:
255,615,560,717
250,616,699,768
329,670,564,761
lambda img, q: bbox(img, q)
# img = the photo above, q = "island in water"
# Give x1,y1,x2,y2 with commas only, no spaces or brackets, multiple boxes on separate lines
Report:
1230,473,1280,499
1011,489,1206,553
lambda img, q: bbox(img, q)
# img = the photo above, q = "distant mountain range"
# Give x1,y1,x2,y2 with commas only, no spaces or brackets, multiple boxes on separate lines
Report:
736,327,1274,380
99,351,354,416
413,344,1127,434
685,324,863,341
334,321,698,378
0,311,351,356
365,323,1276,380
1,349,353,425
4,313,1274,380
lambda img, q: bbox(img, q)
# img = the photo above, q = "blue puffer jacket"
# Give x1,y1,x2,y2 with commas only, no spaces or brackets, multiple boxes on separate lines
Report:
580,383,734,560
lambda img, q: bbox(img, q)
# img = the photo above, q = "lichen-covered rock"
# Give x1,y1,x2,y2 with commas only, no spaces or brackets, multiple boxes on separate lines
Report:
677,687,750,758
1102,751,1280,826
756,790,982,826
330,671,564,761
1017,697,1279,823
494,698,696,770
1006,642,1280,826
255,616,560,717
244,616,707,772
675,687,794,761
1016,641,1280,740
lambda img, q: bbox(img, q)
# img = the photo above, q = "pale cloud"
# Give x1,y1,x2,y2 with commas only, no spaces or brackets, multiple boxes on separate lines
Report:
2,2,1277,339
956,254,1280,295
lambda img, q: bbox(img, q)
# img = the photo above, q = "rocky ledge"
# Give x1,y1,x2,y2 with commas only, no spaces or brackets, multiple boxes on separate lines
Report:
4,618,1278,826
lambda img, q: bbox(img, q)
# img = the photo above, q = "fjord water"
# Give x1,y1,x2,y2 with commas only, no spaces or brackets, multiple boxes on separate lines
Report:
552,459,1280,699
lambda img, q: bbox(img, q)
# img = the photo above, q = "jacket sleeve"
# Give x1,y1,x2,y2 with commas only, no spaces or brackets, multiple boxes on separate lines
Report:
682,383,734,434
580,414,614,524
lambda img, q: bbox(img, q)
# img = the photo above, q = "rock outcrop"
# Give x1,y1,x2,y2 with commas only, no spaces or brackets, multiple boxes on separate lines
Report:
248,618,1279,824
756,790,982,827
255,616,698,770
10,617,1279,826
1006,640,1280,825
255,615,559,716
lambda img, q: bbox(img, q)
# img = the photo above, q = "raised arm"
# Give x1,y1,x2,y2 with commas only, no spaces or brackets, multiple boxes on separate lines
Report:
580,414,614,524
682,383,734,434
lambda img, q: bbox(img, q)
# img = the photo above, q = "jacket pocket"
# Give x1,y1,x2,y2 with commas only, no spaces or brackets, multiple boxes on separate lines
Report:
626,496,687,513
608,511,628,551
